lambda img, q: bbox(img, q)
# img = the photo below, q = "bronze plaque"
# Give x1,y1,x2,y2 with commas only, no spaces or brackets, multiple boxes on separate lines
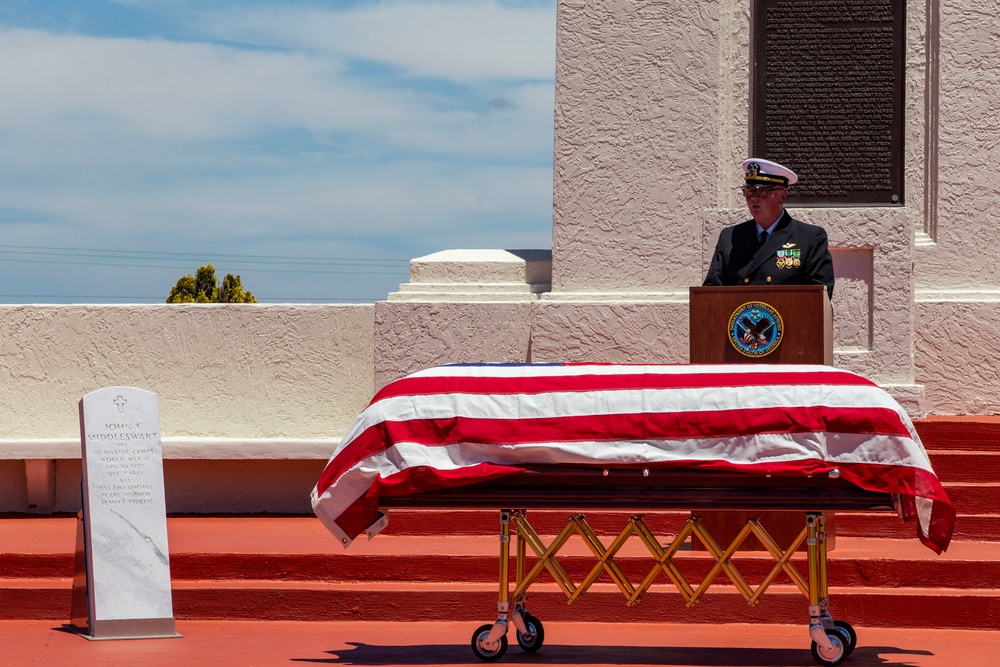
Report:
751,0,905,206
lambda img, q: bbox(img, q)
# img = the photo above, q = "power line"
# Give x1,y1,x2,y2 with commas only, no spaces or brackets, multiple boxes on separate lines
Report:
0,242,413,302
0,243,411,275
0,257,406,275
0,244,411,270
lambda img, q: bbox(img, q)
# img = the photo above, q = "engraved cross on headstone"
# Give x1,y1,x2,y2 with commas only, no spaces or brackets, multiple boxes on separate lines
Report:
113,396,127,413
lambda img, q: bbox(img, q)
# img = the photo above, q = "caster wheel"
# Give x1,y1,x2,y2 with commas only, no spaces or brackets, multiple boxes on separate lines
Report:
516,614,545,653
833,620,857,655
471,624,508,662
811,628,847,666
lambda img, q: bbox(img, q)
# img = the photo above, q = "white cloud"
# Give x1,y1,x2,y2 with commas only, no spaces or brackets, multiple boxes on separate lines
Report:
0,28,411,139
0,22,552,149
194,1,557,82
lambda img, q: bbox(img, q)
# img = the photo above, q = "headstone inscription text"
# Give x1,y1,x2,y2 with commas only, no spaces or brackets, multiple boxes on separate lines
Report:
751,0,904,205
91,419,157,508
74,386,178,640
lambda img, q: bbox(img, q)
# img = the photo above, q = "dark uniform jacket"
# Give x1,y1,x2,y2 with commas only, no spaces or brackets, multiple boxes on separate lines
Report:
703,211,835,298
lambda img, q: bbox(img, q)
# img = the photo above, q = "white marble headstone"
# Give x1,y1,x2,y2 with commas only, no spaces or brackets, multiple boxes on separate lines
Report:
77,386,178,639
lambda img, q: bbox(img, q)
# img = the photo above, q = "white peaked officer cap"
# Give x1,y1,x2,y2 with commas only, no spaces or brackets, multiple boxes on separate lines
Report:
742,158,798,187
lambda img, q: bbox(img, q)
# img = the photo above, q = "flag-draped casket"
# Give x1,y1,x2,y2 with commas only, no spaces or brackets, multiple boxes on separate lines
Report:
311,363,954,553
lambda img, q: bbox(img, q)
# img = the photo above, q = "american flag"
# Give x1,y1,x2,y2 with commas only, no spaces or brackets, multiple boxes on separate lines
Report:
311,363,954,553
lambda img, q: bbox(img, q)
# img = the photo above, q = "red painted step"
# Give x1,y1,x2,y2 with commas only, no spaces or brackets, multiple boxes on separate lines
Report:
5,578,998,630
2,516,997,631
922,451,1000,482
835,512,1000,541
914,417,1000,451
3,535,995,590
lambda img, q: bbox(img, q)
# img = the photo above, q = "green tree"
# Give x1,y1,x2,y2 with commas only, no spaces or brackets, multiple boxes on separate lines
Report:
167,264,257,303
218,272,256,303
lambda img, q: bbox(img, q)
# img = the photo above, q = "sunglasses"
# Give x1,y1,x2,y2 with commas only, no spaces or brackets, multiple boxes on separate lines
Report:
742,187,785,200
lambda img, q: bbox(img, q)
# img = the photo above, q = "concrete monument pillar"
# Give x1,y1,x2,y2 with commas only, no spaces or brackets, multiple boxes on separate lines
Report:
532,0,925,415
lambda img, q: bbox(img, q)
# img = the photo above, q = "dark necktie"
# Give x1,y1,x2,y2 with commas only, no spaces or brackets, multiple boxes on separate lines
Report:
759,231,768,247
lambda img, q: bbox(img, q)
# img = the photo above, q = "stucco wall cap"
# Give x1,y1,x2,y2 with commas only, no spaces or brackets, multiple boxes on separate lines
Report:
916,288,1000,302
540,290,688,303
0,438,342,460
408,249,552,285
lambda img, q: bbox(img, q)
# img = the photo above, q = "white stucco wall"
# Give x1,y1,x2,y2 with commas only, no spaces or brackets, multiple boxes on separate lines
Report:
0,304,374,512
915,0,1000,290
531,301,689,364
0,304,374,441
374,300,534,390
916,299,1000,414
552,0,722,293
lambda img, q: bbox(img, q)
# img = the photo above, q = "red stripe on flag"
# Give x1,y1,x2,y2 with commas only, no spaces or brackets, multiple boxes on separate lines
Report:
328,456,952,553
370,368,876,403
329,462,524,540
314,405,913,496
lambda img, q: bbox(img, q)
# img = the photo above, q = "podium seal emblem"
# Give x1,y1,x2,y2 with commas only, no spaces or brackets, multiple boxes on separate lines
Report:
728,301,784,357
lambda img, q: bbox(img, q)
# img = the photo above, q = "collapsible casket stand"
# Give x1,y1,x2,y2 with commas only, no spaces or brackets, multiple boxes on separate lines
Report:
380,466,896,667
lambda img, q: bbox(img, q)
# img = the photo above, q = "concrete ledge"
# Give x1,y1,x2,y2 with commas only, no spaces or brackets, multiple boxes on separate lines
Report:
916,288,1000,302
391,282,547,302
408,249,551,284
539,290,689,303
878,385,926,420
388,249,552,302
0,438,342,461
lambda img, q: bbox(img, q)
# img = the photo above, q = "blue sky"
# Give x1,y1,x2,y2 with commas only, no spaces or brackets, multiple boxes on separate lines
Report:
0,0,556,303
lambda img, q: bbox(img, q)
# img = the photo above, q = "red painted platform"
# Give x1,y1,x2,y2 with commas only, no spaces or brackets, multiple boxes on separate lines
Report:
0,620,996,666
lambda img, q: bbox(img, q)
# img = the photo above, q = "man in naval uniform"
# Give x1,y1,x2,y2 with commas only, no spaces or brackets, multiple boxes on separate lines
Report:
703,159,834,298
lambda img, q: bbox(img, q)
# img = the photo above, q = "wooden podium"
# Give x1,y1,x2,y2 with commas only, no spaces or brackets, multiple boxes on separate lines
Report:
689,285,832,365
688,285,834,550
